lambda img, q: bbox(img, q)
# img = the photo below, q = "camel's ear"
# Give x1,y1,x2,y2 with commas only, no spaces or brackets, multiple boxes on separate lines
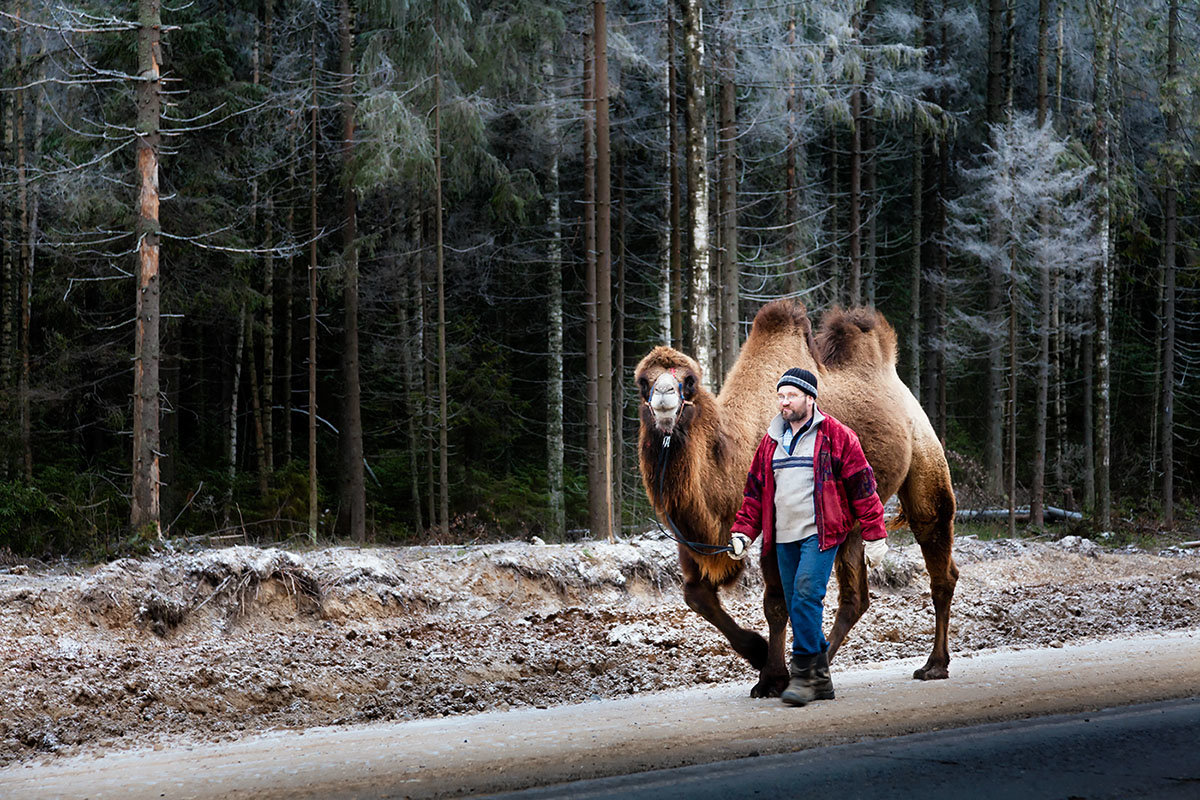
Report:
681,371,698,400
636,374,651,401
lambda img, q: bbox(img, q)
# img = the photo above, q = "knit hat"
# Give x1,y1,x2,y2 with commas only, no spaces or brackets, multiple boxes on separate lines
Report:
776,367,818,398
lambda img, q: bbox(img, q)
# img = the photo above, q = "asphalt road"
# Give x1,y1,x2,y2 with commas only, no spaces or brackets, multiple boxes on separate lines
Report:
3,629,1199,799
480,697,1200,800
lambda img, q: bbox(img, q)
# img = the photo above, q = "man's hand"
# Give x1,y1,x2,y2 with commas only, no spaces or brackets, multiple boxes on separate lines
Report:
864,538,889,568
728,533,751,560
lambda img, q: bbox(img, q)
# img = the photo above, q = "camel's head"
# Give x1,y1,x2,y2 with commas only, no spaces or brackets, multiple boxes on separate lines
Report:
634,346,702,436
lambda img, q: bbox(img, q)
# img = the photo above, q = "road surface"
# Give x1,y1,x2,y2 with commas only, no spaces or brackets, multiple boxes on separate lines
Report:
482,698,1200,799
3,629,1198,799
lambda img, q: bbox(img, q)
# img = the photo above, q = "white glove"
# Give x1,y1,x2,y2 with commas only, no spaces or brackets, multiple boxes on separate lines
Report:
864,538,889,568
728,533,751,560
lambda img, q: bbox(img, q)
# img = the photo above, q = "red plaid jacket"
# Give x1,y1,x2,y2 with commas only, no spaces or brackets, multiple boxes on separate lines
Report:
731,410,887,552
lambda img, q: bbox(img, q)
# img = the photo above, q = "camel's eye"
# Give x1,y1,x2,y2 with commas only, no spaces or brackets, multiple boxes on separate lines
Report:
637,376,651,400
681,373,697,400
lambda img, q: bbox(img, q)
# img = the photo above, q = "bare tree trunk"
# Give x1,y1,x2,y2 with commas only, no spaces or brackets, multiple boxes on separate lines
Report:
1007,212,1018,538
680,0,712,385
337,0,366,542
784,17,801,296
1091,0,1114,528
909,0,924,394
1083,330,1095,510
15,22,33,483
907,0,916,398
827,127,840,304
718,0,738,375
1056,5,1065,117
260,0,275,477
614,156,627,540
1055,0,1069,505
1031,252,1051,528
584,32,603,543
985,0,1016,497
248,179,267,492
22,62,42,485
1031,0,1052,528
1053,271,1065,502
658,45,671,344
263,205,275,480
847,0,870,306
848,98,862,304
667,5,682,349
420,210,436,532
935,3,950,441
307,29,319,541
547,154,565,539
226,304,247,524
1161,0,1177,528
398,221,422,534
863,117,877,305
284,132,296,465
987,0,1006,127
1,88,11,477
434,31,450,540
131,0,164,535
245,309,269,499
595,0,614,543
248,24,269,495
985,271,1004,496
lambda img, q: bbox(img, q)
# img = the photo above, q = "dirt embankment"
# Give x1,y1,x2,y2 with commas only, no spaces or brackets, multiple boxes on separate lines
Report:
2,534,1198,768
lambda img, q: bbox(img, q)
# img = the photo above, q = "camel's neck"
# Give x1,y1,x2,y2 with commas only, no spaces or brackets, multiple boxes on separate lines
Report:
645,392,735,500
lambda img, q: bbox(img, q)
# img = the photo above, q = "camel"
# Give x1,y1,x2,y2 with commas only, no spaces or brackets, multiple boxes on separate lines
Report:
635,299,958,697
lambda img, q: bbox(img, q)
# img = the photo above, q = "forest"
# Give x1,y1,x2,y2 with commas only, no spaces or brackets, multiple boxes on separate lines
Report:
0,0,1196,556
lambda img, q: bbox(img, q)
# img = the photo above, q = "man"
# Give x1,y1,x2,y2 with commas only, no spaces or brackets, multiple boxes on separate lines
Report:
728,367,888,706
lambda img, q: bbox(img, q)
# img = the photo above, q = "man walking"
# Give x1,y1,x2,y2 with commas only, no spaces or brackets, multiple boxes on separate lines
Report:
728,367,888,706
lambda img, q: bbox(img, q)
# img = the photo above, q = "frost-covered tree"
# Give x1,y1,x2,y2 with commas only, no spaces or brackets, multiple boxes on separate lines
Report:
947,113,1098,517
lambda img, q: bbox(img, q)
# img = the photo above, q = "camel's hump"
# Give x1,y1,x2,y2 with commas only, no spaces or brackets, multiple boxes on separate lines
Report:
815,306,898,369
749,298,813,338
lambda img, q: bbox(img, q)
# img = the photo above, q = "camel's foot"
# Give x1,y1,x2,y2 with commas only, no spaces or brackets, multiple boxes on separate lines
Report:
750,670,789,698
913,661,950,681
739,632,770,672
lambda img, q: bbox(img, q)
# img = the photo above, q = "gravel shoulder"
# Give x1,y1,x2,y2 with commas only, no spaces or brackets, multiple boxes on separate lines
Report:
3,629,1199,799
1,533,1198,778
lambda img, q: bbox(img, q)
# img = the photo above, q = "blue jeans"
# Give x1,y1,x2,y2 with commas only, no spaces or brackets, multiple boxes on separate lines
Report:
775,537,840,658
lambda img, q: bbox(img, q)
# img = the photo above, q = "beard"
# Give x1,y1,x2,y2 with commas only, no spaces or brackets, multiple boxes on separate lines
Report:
782,400,811,424
780,403,809,423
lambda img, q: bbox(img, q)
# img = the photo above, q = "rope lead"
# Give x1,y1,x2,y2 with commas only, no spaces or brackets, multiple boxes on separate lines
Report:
649,433,735,556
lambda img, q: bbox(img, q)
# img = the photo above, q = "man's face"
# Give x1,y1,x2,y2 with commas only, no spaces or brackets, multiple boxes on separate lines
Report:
777,387,813,423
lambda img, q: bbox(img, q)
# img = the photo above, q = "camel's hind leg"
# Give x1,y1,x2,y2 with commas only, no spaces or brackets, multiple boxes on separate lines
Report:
756,547,790,697
898,451,959,680
679,554,769,681
826,531,869,663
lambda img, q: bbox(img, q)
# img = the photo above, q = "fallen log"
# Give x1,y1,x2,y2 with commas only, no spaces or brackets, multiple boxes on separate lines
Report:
955,506,1082,523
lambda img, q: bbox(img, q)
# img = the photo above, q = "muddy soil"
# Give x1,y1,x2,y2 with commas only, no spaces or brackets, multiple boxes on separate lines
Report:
2,533,1198,768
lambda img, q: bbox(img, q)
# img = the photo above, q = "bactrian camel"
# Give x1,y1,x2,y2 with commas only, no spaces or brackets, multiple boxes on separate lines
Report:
635,299,958,696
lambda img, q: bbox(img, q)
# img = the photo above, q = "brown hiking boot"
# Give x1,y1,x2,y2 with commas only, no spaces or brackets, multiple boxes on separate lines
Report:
781,651,836,706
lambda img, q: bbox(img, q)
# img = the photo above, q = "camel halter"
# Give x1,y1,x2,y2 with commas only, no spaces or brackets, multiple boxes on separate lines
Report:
643,368,693,424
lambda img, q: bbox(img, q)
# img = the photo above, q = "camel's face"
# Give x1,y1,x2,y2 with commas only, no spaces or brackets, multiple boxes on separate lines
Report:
637,367,697,435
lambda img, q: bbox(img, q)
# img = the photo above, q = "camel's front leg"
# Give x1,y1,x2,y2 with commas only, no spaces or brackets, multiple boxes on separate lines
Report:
681,577,768,673
756,547,790,697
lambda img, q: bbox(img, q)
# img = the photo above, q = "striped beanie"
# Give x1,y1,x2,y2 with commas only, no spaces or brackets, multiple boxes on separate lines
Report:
776,367,818,398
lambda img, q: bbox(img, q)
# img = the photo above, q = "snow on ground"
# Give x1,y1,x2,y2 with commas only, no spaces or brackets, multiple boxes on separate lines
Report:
1,533,1198,767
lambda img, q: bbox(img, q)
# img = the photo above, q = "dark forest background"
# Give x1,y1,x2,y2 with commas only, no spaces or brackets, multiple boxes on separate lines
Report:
1,0,1197,557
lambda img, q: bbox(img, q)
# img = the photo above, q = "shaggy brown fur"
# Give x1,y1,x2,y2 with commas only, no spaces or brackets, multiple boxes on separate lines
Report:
635,299,959,697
